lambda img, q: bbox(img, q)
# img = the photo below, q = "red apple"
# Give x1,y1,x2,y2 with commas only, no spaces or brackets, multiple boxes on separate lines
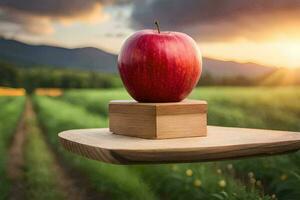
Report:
118,28,202,102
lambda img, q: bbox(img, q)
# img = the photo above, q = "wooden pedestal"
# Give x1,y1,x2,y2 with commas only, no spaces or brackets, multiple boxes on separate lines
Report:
59,127,300,164
109,100,207,139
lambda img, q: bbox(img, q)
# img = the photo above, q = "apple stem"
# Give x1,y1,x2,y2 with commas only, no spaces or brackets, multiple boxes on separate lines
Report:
154,21,160,34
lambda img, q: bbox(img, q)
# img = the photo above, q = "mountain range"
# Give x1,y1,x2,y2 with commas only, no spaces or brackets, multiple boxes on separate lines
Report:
0,37,275,78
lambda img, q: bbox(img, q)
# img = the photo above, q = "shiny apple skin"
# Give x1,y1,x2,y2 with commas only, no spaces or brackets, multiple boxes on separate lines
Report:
118,30,202,102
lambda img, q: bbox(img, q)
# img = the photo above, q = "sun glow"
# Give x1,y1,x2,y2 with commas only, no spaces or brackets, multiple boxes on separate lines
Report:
261,68,300,86
279,41,300,68
201,38,300,68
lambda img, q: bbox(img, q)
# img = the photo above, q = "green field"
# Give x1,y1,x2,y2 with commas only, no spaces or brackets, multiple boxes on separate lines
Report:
37,86,300,200
24,104,65,200
0,97,25,200
2,87,300,200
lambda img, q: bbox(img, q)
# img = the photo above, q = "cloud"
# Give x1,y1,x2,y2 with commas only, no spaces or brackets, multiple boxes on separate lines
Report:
0,9,54,35
130,0,300,42
0,0,102,17
0,0,120,36
2,0,300,42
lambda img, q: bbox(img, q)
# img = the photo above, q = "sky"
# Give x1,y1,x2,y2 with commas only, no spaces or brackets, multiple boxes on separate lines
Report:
0,0,300,68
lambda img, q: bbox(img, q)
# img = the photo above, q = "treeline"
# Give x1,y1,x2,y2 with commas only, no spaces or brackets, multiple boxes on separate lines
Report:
197,73,266,86
197,73,253,86
1,60,298,93
198,69,300,86
0,61,122,93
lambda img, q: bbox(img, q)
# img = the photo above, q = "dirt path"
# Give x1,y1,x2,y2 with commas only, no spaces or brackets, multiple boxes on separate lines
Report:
38,128,91,200
8,97,105,200
7,98,29,200
32,108,105,200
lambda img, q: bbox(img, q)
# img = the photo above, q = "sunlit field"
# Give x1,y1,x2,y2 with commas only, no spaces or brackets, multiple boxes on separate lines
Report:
0,97,25,199
1,87,300,199
35,88,63,97
17,86,298,200
0,87,25,96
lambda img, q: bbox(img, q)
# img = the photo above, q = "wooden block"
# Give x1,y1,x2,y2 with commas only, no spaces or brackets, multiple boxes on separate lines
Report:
109,99,207,139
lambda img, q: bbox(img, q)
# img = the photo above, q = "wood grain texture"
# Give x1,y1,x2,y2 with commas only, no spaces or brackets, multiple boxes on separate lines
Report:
109,99,207,139
59,126,300,164
109,99,207,115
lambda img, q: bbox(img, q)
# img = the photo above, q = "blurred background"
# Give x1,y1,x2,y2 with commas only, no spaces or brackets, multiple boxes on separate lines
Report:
0,1,300,200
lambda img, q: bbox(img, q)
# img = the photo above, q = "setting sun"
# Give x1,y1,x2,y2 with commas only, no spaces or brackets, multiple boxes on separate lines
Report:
279,40,300,68
201,38,300,68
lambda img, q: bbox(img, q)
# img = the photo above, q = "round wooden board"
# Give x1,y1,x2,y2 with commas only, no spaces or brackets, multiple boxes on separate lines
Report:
58,126,300,164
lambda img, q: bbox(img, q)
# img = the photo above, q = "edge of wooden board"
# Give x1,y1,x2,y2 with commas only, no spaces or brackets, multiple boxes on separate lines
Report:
58,127,300,164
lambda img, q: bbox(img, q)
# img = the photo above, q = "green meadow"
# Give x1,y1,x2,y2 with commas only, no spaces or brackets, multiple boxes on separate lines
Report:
1,87,300,200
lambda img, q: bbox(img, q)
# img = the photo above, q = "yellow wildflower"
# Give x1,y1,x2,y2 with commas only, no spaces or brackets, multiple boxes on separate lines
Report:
248,172,254,178
217,169,222,174
280,174,288,181
256,180,262,187
194,179,202,187
171,165,179,172
227,164,233,170
250,178,256,184
218,180,226,188
186,169,193,176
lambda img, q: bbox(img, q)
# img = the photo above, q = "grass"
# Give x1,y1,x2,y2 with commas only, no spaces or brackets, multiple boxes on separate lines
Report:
132,163,270,200
0,97,25,200
34,96,270,200
33,96,157,200
61,88,131,116
24,104,65,200
190,87,300,131
59,87,300,199
190,87,300,199
3,87,299,199
61,87,300,131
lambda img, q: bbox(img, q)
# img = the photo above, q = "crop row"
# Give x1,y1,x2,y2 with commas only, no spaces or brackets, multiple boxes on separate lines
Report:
59,88,130,116
24,102,65,200
0,97,25,200
34,95,272,200
59,87,300,199
33,96,157,200
61,87,300,131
